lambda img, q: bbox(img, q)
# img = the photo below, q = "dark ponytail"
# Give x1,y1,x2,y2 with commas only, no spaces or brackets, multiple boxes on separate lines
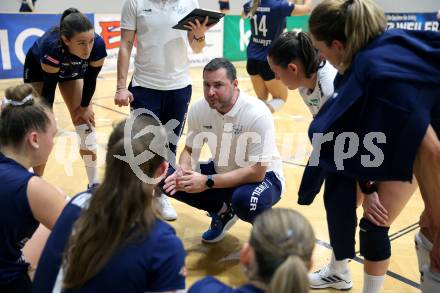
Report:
59,8,93,40
268,31,323,78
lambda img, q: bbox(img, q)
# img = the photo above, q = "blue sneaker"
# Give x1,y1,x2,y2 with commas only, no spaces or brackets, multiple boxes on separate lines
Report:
202,206,238,243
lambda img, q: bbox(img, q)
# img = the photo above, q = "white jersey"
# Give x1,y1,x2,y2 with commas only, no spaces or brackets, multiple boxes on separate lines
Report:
298,62,337,116
186,91,285,188
121,0,198,90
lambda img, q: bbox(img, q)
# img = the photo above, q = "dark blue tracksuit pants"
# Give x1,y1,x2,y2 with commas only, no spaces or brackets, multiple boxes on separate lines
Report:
129,84,192,158
160,162,282,223
324,173,358,260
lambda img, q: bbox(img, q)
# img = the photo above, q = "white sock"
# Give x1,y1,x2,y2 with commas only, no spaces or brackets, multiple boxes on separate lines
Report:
362,273,385,293
415,231,433,272
329,251,349,273
267,98,285,111
84,157,98,186
421,265,440,293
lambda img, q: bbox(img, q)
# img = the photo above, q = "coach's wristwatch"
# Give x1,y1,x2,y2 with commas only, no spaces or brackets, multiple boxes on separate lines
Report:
359,180,378,194
206,174,214,189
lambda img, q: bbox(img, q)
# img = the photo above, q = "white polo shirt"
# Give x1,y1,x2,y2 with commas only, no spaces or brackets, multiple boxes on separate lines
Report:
298,62,337,117
121,0,198,90
186,91,285,187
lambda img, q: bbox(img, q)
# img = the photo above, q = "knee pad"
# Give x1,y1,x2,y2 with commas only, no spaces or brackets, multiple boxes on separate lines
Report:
359,218,391,261
416,231,433,272
218,1,230,11
75,124,97,152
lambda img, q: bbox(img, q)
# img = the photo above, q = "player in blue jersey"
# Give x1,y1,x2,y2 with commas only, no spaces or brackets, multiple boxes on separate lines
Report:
23,8,107,189
189,208,314,293
242,0,311,112
268,30,418,291
219,0,230,13
19,0,37,12
33,115,186,293
0,84,66,292
308,0,440,292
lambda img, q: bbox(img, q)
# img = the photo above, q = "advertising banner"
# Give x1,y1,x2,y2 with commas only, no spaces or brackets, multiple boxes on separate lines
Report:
94,14,134,73
0,13,93,79
95,14,224,74
223,15,309,61
386,12,439,31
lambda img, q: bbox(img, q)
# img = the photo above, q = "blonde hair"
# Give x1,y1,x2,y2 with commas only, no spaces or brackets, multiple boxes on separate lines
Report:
309,0,386,71
63,116,167,289
248,0,261,16
0,84,50,148
249,208,315,293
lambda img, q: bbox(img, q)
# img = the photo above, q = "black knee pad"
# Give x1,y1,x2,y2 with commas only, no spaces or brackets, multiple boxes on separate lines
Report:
359,218,391,261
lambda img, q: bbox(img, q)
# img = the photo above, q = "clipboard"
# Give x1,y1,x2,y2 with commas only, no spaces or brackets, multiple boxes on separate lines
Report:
172,8,225,31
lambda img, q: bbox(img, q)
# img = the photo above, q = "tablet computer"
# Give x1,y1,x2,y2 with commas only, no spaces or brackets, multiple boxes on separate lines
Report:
172,8,225,31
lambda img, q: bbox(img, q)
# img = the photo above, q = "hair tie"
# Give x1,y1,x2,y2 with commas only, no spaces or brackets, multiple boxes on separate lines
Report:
2,94,34,107
280,229,295,243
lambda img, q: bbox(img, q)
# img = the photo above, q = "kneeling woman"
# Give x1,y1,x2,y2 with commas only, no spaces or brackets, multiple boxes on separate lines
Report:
190,208,315,293
0,84,66,292
33,115,186,293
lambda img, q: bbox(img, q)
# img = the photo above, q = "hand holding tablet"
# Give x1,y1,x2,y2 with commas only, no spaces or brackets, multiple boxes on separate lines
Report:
173,8,225,31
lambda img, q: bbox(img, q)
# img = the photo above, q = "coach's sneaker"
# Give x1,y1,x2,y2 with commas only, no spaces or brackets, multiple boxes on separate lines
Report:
309,264,353,290
202,205,238,243
154,194,177,221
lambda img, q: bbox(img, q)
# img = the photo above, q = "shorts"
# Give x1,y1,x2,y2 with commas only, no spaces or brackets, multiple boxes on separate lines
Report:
23,50,44,83
246,59,275,81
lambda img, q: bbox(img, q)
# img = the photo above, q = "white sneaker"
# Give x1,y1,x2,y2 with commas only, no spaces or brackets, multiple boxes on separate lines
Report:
154,194,177,221
309,264,353,290
415,232,432,272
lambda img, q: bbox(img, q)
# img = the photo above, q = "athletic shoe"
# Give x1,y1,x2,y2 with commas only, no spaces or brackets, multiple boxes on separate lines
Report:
309,264,353,290
202,205,238,243
154,194,177,221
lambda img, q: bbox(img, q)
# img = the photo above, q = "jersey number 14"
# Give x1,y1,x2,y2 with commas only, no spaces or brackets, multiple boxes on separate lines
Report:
251,15,268,37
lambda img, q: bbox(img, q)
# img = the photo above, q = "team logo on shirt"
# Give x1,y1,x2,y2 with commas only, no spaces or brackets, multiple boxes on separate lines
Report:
44,54,60,65
232,124,243,135
173,6,188,15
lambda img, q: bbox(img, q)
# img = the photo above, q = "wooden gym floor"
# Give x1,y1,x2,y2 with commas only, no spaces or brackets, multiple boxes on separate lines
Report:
0,61,424,292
